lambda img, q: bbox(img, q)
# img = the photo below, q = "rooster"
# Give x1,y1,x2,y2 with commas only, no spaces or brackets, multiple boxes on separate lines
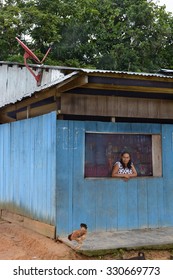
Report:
68,223,87,249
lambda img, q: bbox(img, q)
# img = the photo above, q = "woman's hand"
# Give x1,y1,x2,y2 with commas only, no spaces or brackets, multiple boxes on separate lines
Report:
123,174,131,181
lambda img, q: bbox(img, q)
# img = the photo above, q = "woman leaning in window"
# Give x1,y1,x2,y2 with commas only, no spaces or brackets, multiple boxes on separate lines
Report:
112,151,137,181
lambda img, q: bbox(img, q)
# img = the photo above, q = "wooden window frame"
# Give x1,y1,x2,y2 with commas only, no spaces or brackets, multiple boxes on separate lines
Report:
152,134,162,177
84,132,162,178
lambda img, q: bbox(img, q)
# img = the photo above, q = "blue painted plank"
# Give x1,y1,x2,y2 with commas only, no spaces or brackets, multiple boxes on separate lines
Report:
117,180,128,230
147,179,159,228
161,125,173,226
0,112,56,225
156,178,165,227
55,120,171,235
0,124,10,203
131,123,161,133
82,180,97,232
105,180,118,231
163,178,173,226
56,120,74,235
95,183,108,231
72,121,89,230
137,179,148,228
127,179,138,229
1,117,169,236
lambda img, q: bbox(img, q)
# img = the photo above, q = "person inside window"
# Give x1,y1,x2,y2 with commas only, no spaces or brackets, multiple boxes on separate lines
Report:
111,151,137,180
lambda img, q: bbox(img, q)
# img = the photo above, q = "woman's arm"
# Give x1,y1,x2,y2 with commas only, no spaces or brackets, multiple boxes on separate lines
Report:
111,163,137,179
111,163,129,179
129,164,137,178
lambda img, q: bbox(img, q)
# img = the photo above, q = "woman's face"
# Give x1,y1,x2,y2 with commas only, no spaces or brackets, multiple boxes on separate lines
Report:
121,153,130,165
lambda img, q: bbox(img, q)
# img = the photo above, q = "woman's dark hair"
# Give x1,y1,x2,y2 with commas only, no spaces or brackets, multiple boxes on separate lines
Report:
120,151,132,169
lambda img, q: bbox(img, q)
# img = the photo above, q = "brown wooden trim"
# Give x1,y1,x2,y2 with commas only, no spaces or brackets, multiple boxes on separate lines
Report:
1,87,57,114
82,83,173,94
57,75,88,92
87,72,173,82
0,114,16,123
152,135,162,177
61,93,173,119
16,102,57,120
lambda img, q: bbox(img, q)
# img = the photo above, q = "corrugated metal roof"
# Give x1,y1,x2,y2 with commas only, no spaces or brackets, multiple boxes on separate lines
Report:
1,61,173,78
80,68,173,78
0,61,173,108
34,71,79,93
0,62,79,108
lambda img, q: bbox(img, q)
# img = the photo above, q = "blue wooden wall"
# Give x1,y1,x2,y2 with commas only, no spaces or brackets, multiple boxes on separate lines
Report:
1,114,173,237
56,120,173,236
0,112,57,225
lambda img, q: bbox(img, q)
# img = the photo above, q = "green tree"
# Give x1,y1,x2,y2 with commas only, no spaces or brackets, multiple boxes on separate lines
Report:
0,0,24,61
1,0,173,71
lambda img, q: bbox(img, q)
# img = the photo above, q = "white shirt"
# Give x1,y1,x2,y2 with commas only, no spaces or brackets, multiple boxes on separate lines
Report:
114,161,133,175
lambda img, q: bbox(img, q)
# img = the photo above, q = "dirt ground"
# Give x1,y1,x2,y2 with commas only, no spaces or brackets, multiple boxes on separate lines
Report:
0,219,172,260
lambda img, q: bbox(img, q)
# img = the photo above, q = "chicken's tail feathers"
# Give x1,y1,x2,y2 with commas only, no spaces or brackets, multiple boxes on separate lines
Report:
68,234,72,241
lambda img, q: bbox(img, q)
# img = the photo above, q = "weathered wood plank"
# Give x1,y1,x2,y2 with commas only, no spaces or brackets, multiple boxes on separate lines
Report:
1,210,55,239
16,102,57,120
83,83,173,94
1,87,57,113
61,94,173,119
57,75,88,92
0,114,16,123
87,71,173,83
152,135,162,177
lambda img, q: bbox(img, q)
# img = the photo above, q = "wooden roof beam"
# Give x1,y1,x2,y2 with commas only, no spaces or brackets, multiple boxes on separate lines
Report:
16,102,57,121
0,113,16,123
87,72,173,82
0,87,57,114
82,83,173,95
56,75,88,92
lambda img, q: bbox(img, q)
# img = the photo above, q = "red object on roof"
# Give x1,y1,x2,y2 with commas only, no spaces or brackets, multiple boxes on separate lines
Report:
16,37,51,85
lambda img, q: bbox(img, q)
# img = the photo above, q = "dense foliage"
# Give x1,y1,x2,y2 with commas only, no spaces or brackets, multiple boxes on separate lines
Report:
0,0,173,72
